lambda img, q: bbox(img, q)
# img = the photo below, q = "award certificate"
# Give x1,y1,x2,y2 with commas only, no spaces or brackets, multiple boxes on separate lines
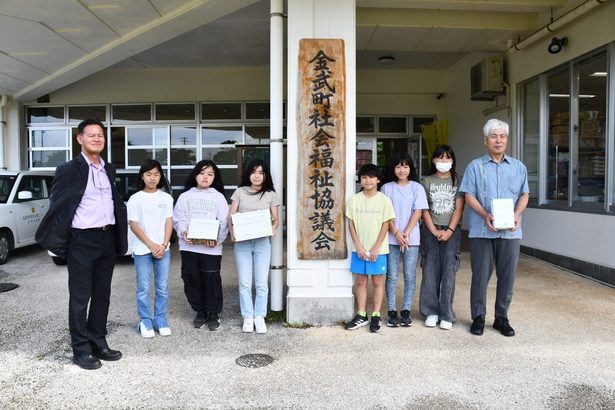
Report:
187,219,220,240
491,198,515,230
232,209,273,241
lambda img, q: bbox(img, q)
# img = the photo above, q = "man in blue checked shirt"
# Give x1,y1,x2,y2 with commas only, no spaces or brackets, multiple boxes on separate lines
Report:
459,119,530,337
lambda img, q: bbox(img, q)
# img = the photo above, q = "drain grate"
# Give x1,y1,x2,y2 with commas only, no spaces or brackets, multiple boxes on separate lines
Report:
0,283,19,293
235,353,274,368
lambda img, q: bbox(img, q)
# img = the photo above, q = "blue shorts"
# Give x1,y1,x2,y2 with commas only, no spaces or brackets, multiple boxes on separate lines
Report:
350,252,387,275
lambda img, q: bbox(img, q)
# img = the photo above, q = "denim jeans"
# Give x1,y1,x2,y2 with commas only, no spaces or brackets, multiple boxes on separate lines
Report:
386,245,419,311
234,237,271,318
419,225,461,323
134,250,170,330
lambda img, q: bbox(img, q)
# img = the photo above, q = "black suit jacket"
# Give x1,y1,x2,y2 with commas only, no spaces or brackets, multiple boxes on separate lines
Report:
35,154,128,259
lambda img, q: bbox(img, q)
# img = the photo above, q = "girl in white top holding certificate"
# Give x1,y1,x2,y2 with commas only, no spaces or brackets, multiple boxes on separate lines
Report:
228,159,280,334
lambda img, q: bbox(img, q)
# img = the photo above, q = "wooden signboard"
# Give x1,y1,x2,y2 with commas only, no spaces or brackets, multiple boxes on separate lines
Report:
297,38,347,259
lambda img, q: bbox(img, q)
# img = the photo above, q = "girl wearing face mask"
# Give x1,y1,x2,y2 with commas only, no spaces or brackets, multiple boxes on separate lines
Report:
419,145,465,330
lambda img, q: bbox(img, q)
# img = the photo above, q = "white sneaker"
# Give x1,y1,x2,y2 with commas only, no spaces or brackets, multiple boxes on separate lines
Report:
425,315,438,327
139,322,155,338
242,316,254,333
254,316,267,334
440,320,453,330
158,327,172,337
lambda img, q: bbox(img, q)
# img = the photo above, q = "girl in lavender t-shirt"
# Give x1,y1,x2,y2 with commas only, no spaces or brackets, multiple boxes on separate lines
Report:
380,153,428,327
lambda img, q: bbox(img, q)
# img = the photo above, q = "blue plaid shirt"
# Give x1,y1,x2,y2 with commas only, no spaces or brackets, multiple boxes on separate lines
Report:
459,154,529,239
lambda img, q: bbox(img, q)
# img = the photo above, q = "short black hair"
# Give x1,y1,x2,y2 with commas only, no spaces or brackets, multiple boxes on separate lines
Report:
77,118,105,135
358,163,382,179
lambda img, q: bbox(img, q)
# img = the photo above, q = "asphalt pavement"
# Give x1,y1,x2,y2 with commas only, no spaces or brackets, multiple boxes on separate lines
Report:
1,242,614,409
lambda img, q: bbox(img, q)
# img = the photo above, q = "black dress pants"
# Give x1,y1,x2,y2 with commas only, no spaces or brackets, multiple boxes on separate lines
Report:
180,251,223,314
67,228,116,355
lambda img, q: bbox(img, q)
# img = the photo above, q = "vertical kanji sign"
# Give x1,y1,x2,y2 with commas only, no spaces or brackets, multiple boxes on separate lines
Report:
297,39,347,259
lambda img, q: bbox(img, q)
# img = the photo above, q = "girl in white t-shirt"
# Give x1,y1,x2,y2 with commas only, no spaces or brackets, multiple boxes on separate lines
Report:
127,159,174,338
228,159,280,334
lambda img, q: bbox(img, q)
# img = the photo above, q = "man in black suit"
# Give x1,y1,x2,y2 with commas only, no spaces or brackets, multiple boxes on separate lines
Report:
36,118,128,370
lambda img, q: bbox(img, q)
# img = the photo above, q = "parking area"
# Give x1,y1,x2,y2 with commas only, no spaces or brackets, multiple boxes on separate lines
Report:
1,243,614,409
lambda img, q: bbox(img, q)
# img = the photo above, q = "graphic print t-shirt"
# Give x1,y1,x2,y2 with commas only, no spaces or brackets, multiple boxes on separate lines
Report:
421,174,463,226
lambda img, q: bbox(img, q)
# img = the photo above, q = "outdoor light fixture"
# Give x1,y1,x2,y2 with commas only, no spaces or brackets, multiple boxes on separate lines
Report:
378,56,395,65
548,37,568,54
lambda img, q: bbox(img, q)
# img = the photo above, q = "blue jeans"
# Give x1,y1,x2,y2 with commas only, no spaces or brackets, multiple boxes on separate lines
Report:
134,250,171,330
386,245,419,311
234,237,271,318
419,225,462,323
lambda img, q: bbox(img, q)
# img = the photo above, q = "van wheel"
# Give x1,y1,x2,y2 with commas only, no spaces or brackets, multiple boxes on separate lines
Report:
51,256,67,266
0,232,10,265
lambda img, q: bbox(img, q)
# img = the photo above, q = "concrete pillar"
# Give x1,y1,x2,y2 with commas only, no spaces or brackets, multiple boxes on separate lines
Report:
286,0,356,325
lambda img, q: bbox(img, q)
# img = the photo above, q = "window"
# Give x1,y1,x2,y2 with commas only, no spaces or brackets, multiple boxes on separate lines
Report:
16,177,45,201
27,106,64,124
155,103,196,121
201,103,241,120
126,127,169,167
68,105,107,123
520,78,540,199
112,104,152,122
520,47,611,212
29,129,71,168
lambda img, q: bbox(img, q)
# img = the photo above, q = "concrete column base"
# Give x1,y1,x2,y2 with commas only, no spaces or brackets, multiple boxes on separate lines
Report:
286,294,354,326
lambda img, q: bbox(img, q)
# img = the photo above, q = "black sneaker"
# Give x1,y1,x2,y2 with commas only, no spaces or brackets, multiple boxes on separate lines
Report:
387,310,400,327
344,314,369,330
193,311,206,329
400,310,413,327
369,316,382,333
207,312,221,331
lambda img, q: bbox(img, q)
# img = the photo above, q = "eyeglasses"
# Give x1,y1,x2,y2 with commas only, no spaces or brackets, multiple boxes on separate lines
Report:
91,167,111,189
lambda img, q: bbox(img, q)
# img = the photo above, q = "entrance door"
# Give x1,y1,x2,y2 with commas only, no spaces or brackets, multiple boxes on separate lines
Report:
356,137,411,186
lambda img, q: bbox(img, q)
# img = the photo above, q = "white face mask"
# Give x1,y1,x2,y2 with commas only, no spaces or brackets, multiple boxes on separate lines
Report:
435,162,452,173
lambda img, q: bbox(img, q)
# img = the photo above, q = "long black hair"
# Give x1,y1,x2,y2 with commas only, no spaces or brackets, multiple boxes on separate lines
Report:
387,152,418,183
429,144,459,186
135,159,167,191
183,159,225,194
239,158,275,198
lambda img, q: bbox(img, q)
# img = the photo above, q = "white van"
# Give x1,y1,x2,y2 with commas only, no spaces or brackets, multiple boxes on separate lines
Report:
0,170,54,264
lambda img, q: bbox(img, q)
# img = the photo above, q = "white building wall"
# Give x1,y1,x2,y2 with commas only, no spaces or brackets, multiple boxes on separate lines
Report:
506,1,615,270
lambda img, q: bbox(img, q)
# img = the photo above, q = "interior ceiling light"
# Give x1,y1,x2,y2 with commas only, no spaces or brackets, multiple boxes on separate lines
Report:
549,94,595,98
590,72,607,77
548,37,568,54
378,56,395,65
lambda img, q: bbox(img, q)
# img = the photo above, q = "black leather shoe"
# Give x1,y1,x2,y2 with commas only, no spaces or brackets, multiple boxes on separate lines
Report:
470,316,485,335
493,317,515,337
93,347,123,361
73,354,102,370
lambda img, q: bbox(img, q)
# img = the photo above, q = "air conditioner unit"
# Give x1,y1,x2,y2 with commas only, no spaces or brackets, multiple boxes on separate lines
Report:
470,56,505,101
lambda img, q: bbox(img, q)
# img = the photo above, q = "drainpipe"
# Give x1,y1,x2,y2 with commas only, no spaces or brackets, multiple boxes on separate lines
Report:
0,95,7,170
510,0,607,52
269,0,285,312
